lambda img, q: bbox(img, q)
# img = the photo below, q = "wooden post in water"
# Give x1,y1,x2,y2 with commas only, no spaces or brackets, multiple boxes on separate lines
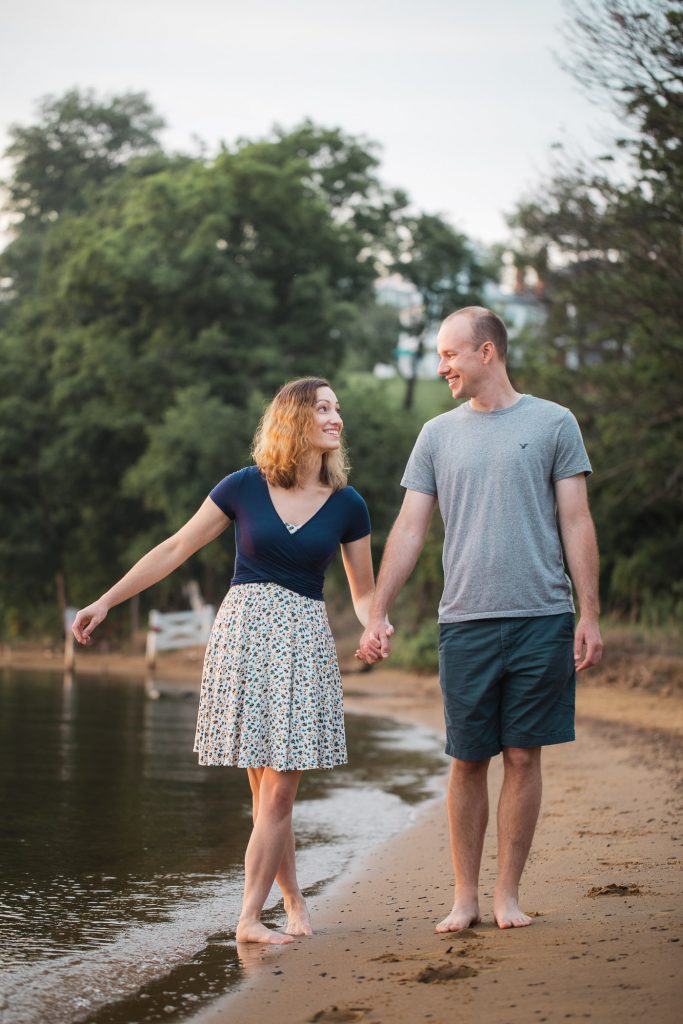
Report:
63,607,77,671
146,610,160,671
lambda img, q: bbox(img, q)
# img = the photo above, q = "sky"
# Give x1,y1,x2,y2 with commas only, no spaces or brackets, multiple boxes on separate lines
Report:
1,0,617,246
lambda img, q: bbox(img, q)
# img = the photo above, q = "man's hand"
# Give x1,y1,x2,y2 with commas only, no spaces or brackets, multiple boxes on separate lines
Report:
574,616,603,672
356,618,394,664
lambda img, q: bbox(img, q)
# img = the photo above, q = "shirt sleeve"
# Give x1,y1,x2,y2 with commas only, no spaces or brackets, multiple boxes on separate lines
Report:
552,412,592,481
340,488,372,543
209,469,244,519
401,424,437,495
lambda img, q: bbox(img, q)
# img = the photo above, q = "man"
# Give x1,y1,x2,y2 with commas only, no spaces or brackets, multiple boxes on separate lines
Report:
358,306,602,931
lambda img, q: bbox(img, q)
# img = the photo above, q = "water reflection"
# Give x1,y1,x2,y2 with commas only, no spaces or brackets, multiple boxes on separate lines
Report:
0,668,447,1024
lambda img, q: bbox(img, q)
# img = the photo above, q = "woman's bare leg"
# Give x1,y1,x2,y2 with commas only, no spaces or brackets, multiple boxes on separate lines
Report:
236,767,303,943
247,768,312,936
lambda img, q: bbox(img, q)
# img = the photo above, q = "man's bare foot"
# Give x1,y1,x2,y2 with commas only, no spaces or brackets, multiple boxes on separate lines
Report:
435,898,481,933
284,897,313,936
235,920,295,944
493,895,533,929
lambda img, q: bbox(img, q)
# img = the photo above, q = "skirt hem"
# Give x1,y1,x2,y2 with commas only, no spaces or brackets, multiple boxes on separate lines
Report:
195,750,348,772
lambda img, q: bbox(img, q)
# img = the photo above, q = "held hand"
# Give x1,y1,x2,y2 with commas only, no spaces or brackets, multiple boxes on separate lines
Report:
72,601,109,646
355,617,394,664
574,616,603,672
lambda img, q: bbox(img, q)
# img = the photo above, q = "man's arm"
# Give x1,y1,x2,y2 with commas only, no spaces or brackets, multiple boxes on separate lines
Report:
555,474,603,671
357,489,437,663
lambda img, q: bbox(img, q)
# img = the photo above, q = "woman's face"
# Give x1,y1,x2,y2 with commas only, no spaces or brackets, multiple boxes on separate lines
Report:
309,386,343,452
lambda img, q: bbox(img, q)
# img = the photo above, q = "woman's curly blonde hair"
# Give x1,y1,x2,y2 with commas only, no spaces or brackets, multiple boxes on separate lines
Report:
252,377,349,490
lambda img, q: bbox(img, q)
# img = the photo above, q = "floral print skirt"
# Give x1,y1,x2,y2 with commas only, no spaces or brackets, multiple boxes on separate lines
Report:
193,582,348,771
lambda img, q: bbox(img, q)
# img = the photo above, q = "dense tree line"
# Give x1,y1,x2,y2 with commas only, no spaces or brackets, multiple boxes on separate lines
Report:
0,91,488,637
2,0,680,646
370,0,683,667
508,0,683,624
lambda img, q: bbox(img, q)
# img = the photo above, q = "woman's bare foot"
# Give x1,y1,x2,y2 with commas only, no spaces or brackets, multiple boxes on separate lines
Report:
235,920,295,944
435,897,481,933
284,897,313,936
493,894,533,929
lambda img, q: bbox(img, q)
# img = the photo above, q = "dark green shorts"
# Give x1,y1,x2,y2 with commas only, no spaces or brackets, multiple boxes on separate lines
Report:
438,613,576,761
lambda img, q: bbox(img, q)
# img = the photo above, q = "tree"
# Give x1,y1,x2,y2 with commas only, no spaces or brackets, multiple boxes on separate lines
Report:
0,102,433,633
336,379,423,549
0,89,165,307
393,213,494,409
509,0,683,620
342,299,402,372
2,88,164,224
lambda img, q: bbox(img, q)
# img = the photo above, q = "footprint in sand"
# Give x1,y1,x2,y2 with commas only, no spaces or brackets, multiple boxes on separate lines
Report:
371,937,483,965
586,883,642,897
371,951,448,964
309,1007,370,1023
415,963,479,983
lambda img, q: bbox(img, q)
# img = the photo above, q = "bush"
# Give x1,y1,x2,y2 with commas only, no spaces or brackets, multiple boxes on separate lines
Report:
391,618,440,674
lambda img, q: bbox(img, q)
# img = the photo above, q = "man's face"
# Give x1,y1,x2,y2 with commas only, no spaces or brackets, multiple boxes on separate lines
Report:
436,319,484,400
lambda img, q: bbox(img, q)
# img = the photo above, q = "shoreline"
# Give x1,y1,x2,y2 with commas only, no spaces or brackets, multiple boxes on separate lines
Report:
5,650,683,1022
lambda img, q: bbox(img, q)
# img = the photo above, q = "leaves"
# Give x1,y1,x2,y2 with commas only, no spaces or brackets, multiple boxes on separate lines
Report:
511,0,683,621
0,93,477,633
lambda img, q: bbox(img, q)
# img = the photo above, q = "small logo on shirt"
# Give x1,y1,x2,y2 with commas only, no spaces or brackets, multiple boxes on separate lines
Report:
519,443,529,449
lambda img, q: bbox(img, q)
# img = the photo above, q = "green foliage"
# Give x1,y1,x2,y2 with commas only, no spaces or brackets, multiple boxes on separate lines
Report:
397,213,492,330
0,89,165,304
336,378,426,548
393,212,495,409
509,0,683,621
0,90,485,638
342,301,403,372
390,618,440,674
3,88,164,223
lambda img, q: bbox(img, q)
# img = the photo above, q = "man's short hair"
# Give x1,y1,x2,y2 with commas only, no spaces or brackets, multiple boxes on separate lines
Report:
444,306,508,360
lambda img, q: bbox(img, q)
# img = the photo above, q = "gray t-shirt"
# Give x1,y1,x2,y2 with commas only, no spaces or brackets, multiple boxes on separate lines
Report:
401,394,592,623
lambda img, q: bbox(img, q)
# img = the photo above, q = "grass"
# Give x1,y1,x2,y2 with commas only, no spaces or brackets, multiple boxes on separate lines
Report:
599,616,683,658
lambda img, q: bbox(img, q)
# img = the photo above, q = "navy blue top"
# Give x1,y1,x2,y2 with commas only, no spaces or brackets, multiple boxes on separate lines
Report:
209,466,371,601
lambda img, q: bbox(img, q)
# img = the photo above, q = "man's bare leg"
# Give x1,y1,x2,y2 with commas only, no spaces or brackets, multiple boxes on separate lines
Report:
436,757,489,932
236,768,303,944
494,746,542,928
247,768,312,936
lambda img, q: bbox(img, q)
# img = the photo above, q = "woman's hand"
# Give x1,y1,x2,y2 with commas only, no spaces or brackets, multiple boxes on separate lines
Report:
72,600,109,645
356,615,394,663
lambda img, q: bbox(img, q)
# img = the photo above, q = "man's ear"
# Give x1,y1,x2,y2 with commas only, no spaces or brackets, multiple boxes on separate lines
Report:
481,340,496,364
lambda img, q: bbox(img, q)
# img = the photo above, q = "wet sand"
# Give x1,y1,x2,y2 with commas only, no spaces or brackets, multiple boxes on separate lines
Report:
5,643,682,1022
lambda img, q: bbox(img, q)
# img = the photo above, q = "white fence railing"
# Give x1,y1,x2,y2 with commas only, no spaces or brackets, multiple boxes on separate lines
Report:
145,607,215,668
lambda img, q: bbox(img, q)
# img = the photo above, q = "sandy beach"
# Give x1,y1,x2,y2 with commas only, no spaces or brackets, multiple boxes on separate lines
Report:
184,666,682,1024
4,640,682,1023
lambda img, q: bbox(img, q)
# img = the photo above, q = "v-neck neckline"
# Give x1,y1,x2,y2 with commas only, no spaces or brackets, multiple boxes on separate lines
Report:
261,474,337,535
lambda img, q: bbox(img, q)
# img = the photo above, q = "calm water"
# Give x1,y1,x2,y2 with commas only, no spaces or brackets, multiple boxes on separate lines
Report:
0,668,447,1024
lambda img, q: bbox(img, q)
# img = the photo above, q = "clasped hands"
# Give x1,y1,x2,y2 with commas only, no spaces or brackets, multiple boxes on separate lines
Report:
355,617,394,664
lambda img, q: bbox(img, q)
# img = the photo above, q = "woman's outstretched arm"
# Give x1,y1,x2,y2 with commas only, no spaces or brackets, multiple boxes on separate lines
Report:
72,498,231,645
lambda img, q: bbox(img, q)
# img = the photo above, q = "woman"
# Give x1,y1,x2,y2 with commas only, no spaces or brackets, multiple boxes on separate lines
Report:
72,377,388,945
